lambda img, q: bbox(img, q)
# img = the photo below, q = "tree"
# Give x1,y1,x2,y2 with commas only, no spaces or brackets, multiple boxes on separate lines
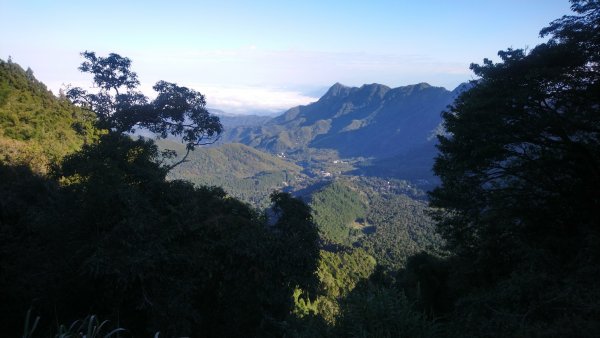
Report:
0,134,322,336
334,283,438,338
67,51,222,168
269,192,320,292
429,0,600,334
431,0,599,268
1,53,324,336
0,59,98,173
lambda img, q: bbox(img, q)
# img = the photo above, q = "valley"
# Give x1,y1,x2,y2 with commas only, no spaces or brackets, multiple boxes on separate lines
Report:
5,6,596,332
153,83,453,329
160,81,453,272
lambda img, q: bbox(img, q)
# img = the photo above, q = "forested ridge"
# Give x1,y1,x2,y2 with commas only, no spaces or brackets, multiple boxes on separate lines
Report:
163,140,303,208
0,59,98,172
309,178,440,270
1,0,600,336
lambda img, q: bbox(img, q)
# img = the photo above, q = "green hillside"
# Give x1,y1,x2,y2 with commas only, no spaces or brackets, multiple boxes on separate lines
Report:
359,184,440,269
0,59,98,172
162,141,304,207
310,177,441,269
311,180,368,244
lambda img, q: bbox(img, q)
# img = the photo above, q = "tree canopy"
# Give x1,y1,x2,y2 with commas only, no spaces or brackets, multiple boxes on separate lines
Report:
428,0,600,334
0,59,98,172
0,133,321,336
67,51,222,166
4,2,600,336
431,0,599,268
0,57,320,337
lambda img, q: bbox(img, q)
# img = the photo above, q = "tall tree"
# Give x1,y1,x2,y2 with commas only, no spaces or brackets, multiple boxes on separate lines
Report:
0,134,322,337
429,0,600,334
67,51,222,167
431,0,599,270
0,53,323,336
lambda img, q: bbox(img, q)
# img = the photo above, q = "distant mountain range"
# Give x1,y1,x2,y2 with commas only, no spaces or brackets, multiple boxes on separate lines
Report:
222,82,466,180
208,109,273,130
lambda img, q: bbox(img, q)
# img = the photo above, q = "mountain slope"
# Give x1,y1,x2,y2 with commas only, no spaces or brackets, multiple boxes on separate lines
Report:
225,82,456,160
0,59,98,172
161,141,303,207
309,177,440,269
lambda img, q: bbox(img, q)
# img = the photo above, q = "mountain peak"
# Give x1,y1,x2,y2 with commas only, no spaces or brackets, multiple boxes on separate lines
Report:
359,83,391,97
321,82,351,99
451,82,473,96
225,79,456,161
404,82,432,90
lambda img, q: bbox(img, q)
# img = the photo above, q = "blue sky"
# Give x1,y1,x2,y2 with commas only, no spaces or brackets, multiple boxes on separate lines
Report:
1,0,571,114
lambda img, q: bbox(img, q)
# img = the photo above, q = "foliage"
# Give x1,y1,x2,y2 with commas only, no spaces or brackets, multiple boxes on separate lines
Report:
7,2,600,335
334,279,439,338
432,0,599,269
22,309,39,338
360,187,440,270
429,0,600,335
21,310,125,338
54,315,125,338
395,252,455,317
66,51,222,167
292,248,377,322
0,59,98,172
309,178,442,270
316,249,377,301
0,46,445,338
0,133,320,337
269,192,321,299
289,248,377,336
164,140,303,208
290,255,441,338
311,180,367,244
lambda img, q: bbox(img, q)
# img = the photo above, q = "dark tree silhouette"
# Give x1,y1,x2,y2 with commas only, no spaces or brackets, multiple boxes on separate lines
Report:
431,0,599,268
0,134,322,337
67,51,222,168
0,54,323,336
428,0,600,335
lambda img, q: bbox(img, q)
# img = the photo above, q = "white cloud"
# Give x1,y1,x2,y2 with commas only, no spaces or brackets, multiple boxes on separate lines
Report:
195,85,318,115
47,81,316,116
39,47,470,113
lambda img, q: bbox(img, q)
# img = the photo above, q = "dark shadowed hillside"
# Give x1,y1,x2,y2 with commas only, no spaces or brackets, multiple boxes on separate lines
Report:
225,83,457,157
